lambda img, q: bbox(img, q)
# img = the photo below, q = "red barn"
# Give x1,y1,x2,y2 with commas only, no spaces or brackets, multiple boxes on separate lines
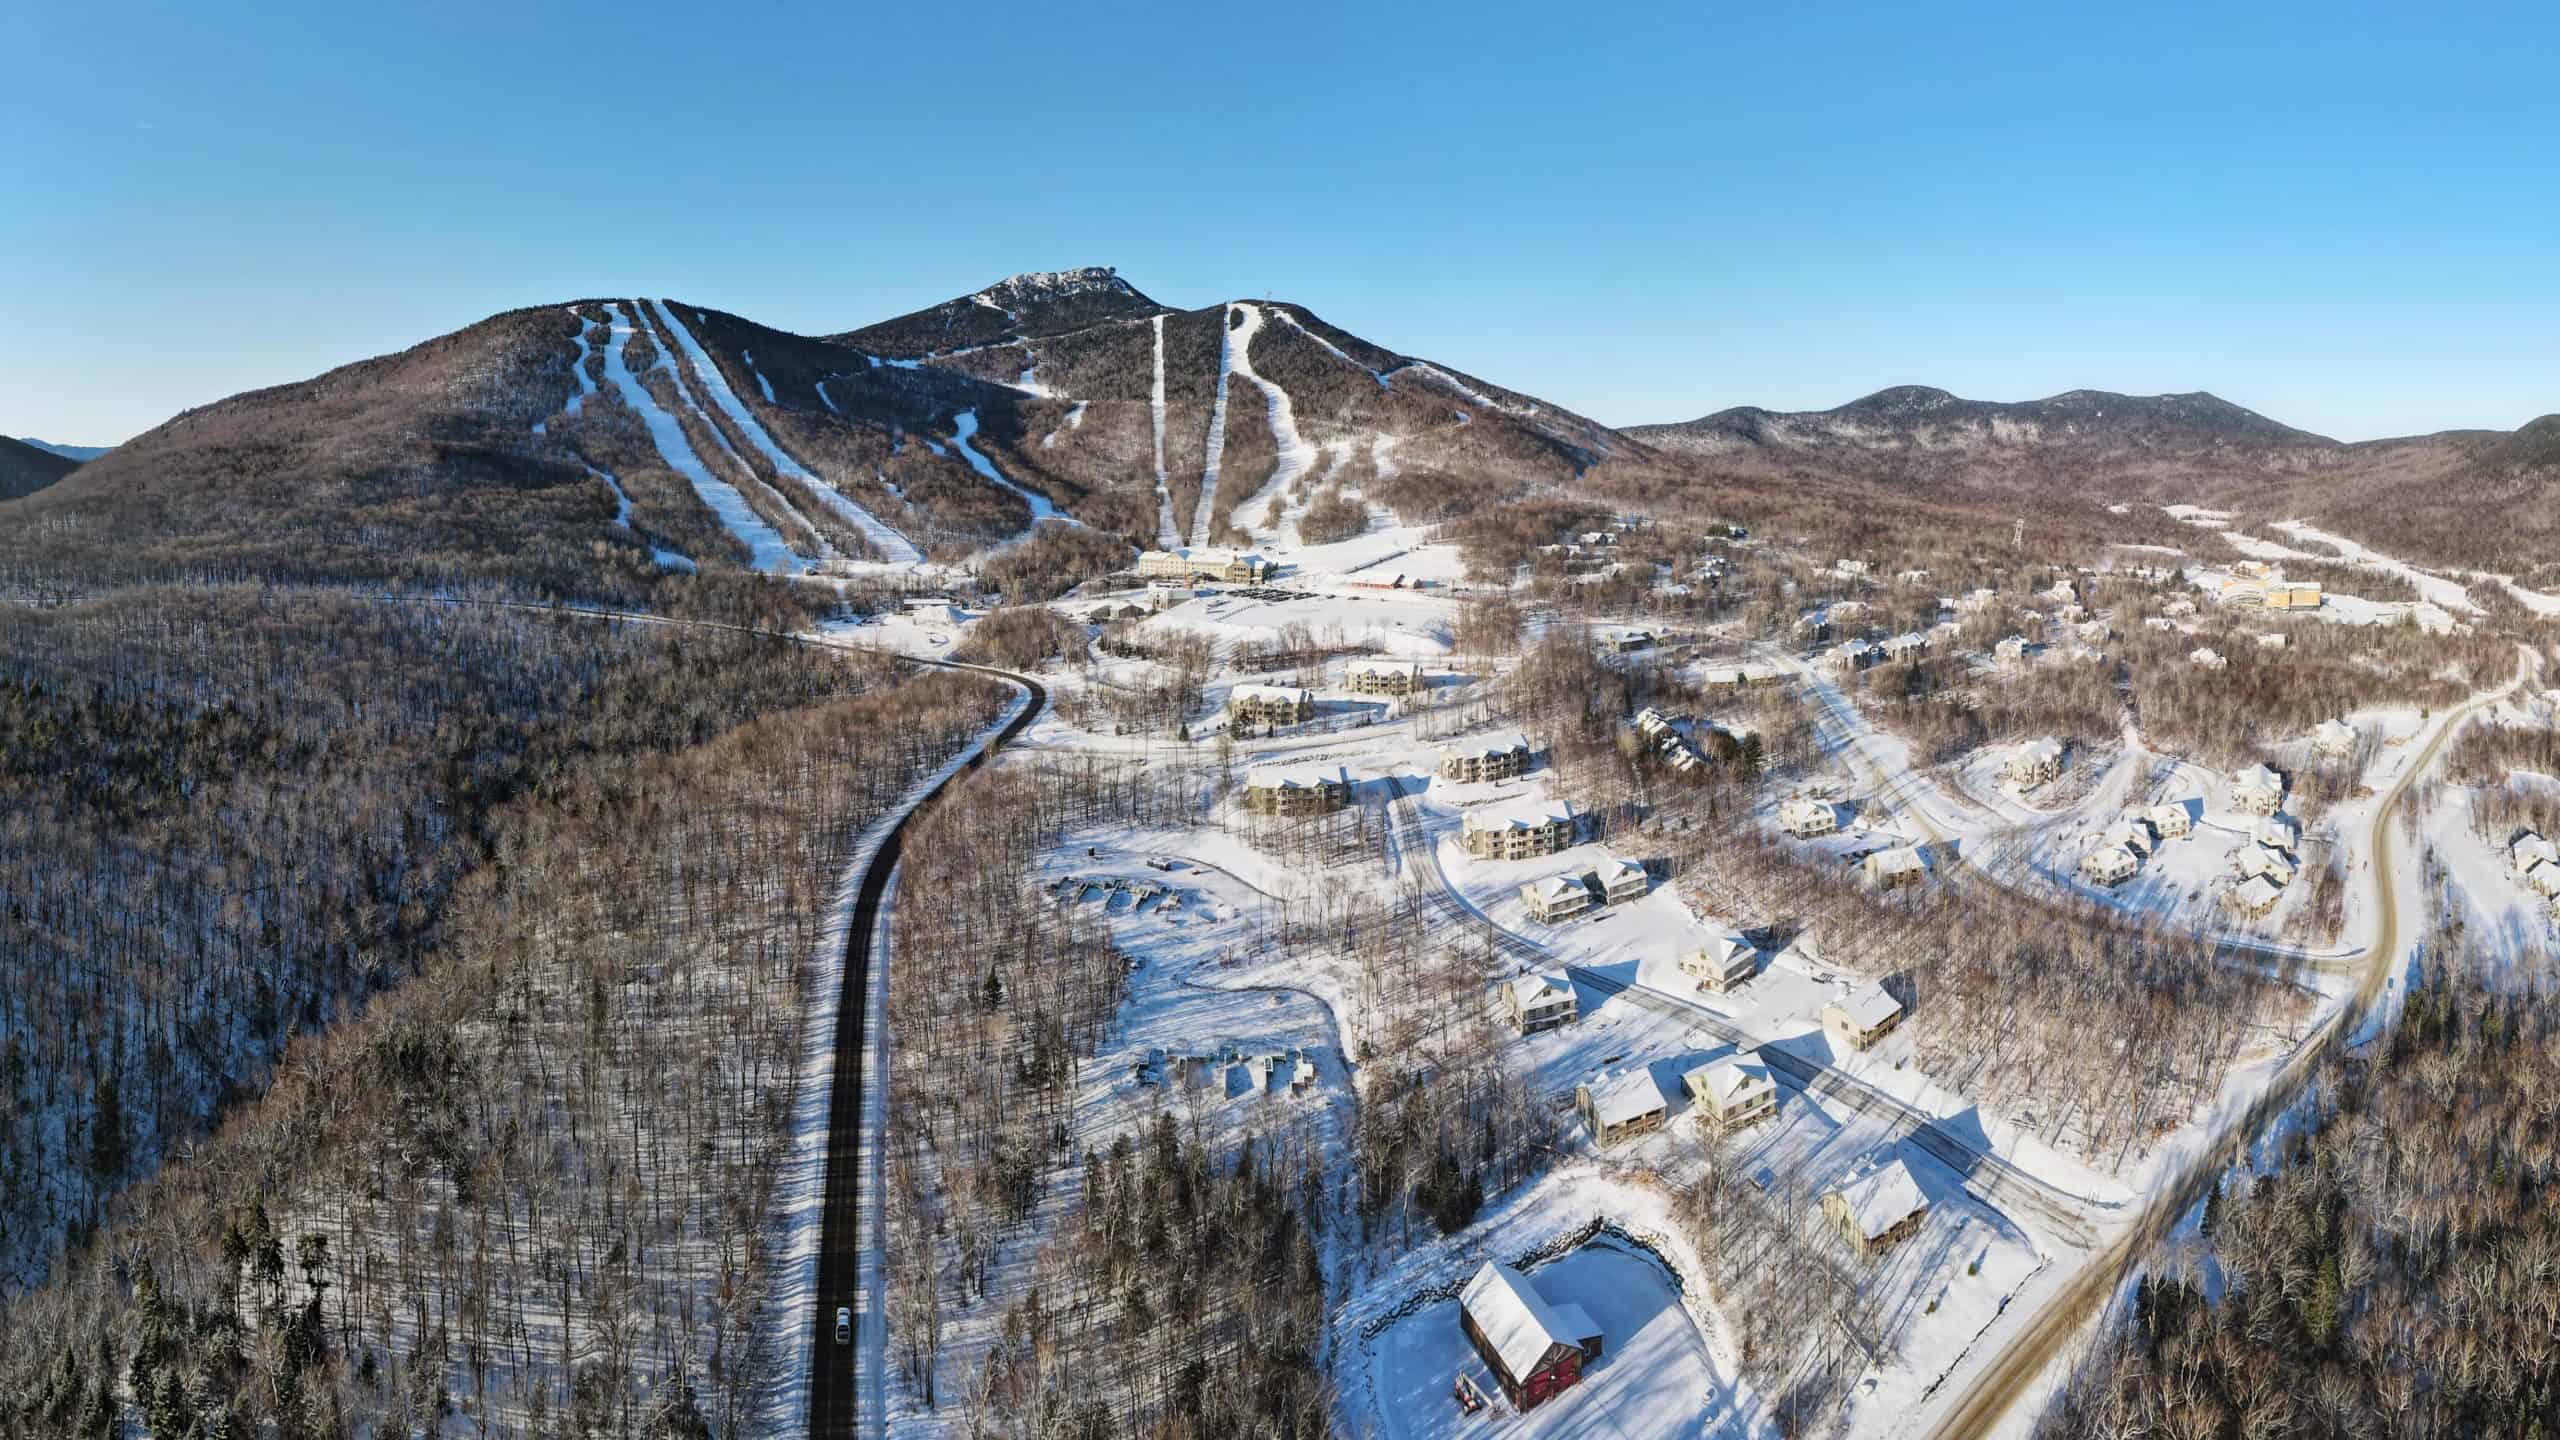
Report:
1458,1262,1604,1412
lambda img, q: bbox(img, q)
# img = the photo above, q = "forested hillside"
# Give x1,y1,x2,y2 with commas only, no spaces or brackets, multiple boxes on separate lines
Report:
0,588,1010,1437
2037,955,2560,1438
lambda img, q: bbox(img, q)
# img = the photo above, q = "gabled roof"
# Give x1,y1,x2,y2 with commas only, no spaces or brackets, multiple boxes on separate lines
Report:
1779,796,1834,827
2511,833,2558,870
2145,799,2196,828
2083,843,2139,877
1828,981,1902,1033
2312,718,2357,749
1503,973,1575,1010
1348,657,1424,677
1444,732,1533,761
1527,874,1593,905
2236,763,2283,794
2257,816,2300,850
1866,847,1924,877
1830,1157,1928,1240
1594,857,1647,886
2231,875,2286,912
1583,1068,1667,1129
1687,1057,1775,1106
1231,683,1312,704
2098,819,2152,855
2014,737,2064,767
1245,763,1346,792
1692,931,1753,967
1466,797,1575,833
1460,1263,1589,1382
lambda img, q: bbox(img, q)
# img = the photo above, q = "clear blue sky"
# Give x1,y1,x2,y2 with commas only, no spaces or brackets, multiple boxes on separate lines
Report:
7,0,2555,445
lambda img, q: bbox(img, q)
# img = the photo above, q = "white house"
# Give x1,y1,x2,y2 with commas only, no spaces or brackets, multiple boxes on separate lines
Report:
2227,875,2286,918
2082,844,2140,887
1823,982,1905,1051
2509,832,2558,876
1822,1157,1929,1258
2099,818,2154,858
2145,800,2196,839
1592,857,1650,905
1863,847,1925,889
1683,1057,1779,1135
2312,719,2358,758
1498,973,1578,1034
1779,796,1839,838
2006,738,2065,788
2257,815,2301,853
2233,764,2286,816
2235,844,2298,887
1682,932,1758,992
1994,635,2031,664
1578,1068,1669,1147
1522,873,1598,923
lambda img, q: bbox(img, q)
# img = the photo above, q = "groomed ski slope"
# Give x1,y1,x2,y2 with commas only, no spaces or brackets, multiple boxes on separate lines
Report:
1222,303,1320,537
1188,304,1240,548
1149,314,1180,548
1039,401,1088,449
596,302,806,575
949,410,1063,526
581,462,697,571
1273,308,1390,387
649,300,924,565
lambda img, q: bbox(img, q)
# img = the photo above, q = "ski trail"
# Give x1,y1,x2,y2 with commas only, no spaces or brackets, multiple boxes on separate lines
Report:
1371,434,1402,485
949,409,1065,526
1149,314,1179,548
1039,401,1088,449
649,299,922,565
597,302,804,574
582,462,698,571
743,349,776,403
1222,302,1319,538
632,303,817,555
814,380,838,413
1273,308,1390,387
1189,304,1239,549
534,309,603,436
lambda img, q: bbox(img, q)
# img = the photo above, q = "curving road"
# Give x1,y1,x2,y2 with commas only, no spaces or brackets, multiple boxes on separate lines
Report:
1920,649,2532,1439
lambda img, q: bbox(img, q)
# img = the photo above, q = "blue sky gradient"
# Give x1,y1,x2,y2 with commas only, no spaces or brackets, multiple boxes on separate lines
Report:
7,0,2554,444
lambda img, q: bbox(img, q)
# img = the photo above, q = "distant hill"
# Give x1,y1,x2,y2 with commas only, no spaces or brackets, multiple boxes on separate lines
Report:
0,435,81,501
834,267,1173,358
14,438,113,463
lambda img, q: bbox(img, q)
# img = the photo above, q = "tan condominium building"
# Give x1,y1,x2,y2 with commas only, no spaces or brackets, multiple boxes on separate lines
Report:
1440,733,1535,782
1137,547,1274,584
1227,684,1315,728
1346,658,1426,696
1241,764,1350,816
1462,799,1578,860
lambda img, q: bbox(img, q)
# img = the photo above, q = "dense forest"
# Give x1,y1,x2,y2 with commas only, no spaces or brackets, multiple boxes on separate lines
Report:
2038,954,2560,1439
0,584,1010,1437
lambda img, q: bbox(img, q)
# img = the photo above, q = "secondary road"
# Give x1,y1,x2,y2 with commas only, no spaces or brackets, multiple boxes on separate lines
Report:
1921,649,2533,1439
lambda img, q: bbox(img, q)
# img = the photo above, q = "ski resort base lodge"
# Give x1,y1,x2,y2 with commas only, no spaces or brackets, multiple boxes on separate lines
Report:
1458,1262,1604,1412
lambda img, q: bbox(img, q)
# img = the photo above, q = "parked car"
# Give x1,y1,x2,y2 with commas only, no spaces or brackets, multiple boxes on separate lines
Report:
835,1307,852,1345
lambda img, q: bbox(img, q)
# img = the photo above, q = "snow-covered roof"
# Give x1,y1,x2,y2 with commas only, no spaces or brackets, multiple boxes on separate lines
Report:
1583,1067,1667,1130
1459,1263,1591,1382
1348,657,1424,678
1692,931,1753,967
2146,800,2195,828
2524,860,2560,898
2236,845,2297,883
1828,981,1902,1033
2511,833,2558,871
2082,843,2139,877
2312,718,2357,750
1503,973,1575,1011
2257,815,2300,850
1830,1157,1928,1240
1465,797,1575,833
1779,796,1834,828
1444,732,1532,761
1686,1057,1774,1107
1231,683,1312,704
2098,819,2152,854
1867,847,1924,877
1526,874,1592,906
2232,875,2286,912
2235,763,2284,795
1244,763,1345,792
2015,737,2064,767
1594,857,1647,886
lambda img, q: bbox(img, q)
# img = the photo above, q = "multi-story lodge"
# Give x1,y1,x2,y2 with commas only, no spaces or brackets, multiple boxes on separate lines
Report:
1240,764,1350,816
1440,734,1535,783
1226,684,1315,728
1346,658,1426,696
1463,799,1578,860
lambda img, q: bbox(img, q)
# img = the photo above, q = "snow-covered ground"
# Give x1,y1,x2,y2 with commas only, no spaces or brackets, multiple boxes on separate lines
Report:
2268,518,2482,615
1149,313,1179,548
1190,305,1239,547
947,408,1066,531
1221,302,1322,536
